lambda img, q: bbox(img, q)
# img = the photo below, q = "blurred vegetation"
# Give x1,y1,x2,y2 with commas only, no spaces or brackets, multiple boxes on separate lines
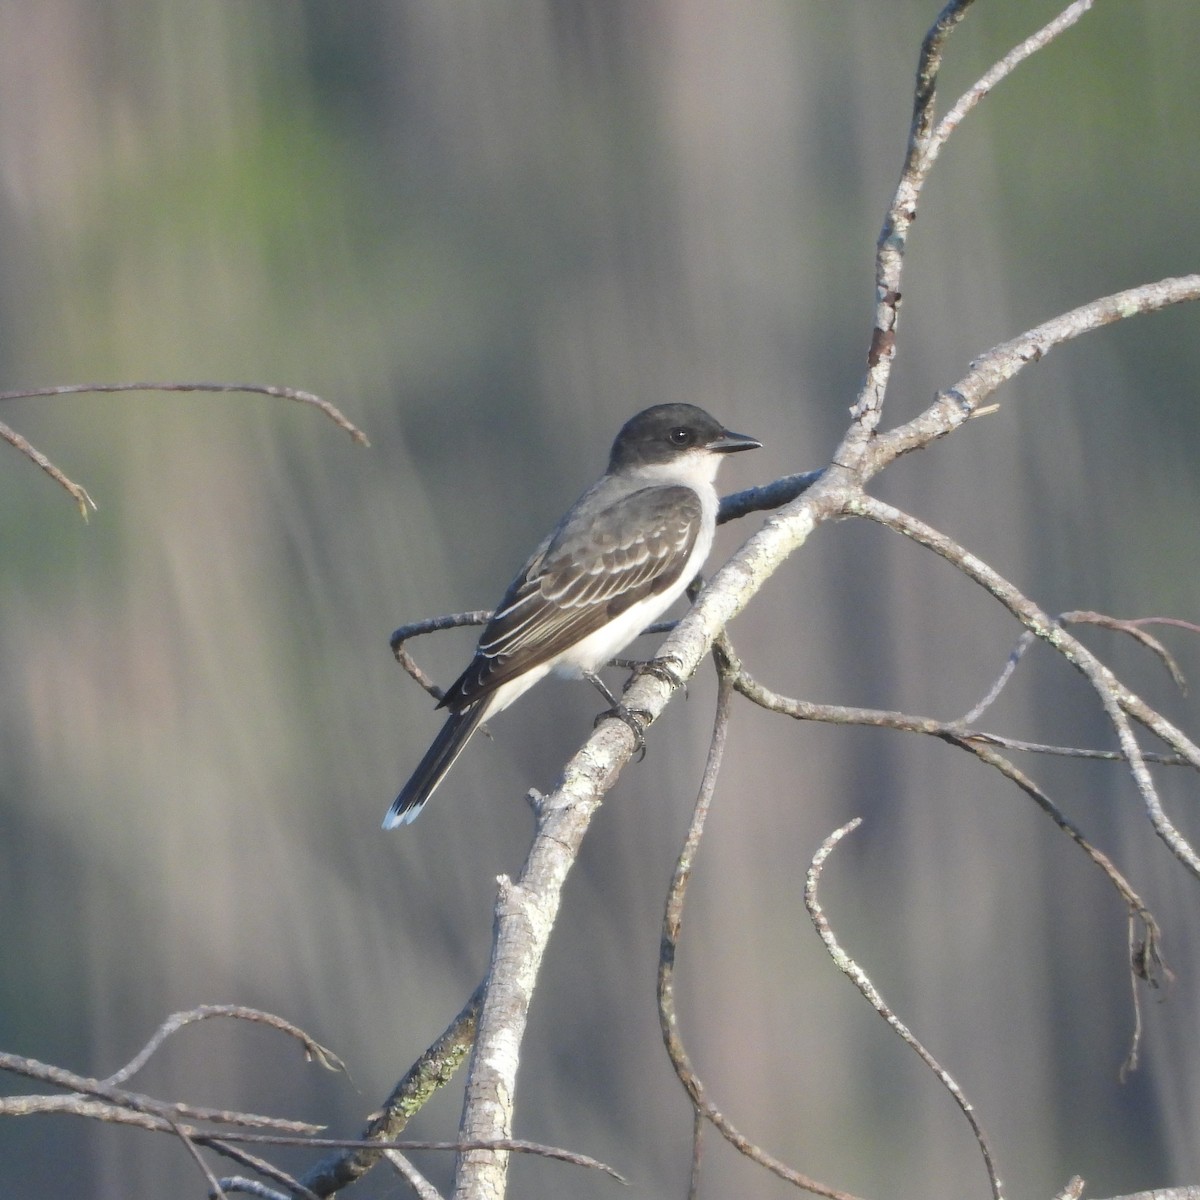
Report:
2,3,1199,1198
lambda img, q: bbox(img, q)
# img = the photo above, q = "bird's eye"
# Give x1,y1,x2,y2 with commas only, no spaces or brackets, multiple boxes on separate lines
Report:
668,427,692,446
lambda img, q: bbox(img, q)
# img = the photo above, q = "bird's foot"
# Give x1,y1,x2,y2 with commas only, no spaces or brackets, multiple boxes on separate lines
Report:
583,670,651,759
631,653,686,693
592,700,652,761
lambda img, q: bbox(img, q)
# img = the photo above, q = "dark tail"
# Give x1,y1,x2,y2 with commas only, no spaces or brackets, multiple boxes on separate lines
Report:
383,702,488,828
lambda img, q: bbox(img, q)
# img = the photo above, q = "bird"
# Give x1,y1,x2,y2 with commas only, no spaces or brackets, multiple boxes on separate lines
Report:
383,403,761,828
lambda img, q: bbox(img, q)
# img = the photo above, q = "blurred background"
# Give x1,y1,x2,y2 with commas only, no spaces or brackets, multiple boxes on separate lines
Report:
1,2,1199,1197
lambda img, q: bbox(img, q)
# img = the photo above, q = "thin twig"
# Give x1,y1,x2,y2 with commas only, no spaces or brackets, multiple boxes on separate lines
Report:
0,382,369,444
390,611,493,701
382,1150,443,1200
207,1137,321,1200
719,635,1172,1065
848,495,1200,879
851,0,975,430
720,641,1189,768
925,2,1096,166
657,652,862,1200
0,381,368,519
958,609,1195,726
170,1115,229,1200
213,1133,626,1181
688,1106,704,1200
806,821,1004,1200
0,417,96,519
0,1051,320,1133
1062,612,1195,696
301,980,484,1195
958,630,1037,724
101,1005,346,1088
716,470,823,525
214,1181,291,1200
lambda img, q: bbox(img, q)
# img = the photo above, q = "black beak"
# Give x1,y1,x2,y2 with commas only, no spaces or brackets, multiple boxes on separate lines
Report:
707,428,762,454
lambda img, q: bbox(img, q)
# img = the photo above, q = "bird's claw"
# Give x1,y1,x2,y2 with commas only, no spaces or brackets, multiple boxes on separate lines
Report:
633,654,686,692
593,702,652,761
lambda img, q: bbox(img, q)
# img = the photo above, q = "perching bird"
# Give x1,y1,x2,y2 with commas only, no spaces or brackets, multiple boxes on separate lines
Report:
384,403,760,827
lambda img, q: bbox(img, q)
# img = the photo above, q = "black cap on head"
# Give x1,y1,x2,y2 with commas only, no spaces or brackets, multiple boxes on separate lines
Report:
608,403,761,471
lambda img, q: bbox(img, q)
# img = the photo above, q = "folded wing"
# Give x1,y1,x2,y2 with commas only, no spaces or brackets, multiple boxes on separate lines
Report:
439,485,702,711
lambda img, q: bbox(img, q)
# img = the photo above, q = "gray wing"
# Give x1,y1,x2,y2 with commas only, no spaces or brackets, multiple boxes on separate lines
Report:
438,484,702,711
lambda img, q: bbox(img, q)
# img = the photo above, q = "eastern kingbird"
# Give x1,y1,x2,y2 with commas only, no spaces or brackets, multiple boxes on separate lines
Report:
384,403,760,828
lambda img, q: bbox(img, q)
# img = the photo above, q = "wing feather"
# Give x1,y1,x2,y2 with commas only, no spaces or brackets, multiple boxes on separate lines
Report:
440,484,702,711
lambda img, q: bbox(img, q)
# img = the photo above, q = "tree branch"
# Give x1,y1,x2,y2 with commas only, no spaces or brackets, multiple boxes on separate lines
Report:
805,821,1004,1200
0,382,368,518
655,655,864,1199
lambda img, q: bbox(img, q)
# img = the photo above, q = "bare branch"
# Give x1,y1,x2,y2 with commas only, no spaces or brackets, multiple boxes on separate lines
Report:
170,1117,230,1200
856,0,1096,433
0,1050,320,1133
101,1005,346,1089
688,1107,704,1200
958,629,1037,724
1062,612,1195,696
0,417,96,519
214,1181,292,1200
234,1133,626,1180
657,658,861,1199
390,611,494,701
806,821,1004,1200
868,275,1200,472
301,981,484,1196
926,2,1096,165
723,650,1161,926
911,2,976,146
853,0,975,431
960,611,1195,729
849,495,1200,879
716,470,822,525
0,381,369,444
0,381,368,518
382,1150,443,1200
207,1137,321,1200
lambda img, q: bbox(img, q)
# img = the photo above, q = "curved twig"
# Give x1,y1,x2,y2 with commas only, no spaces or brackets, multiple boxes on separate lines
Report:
0,382,368,518
0,381,368,444
101,1005,346,1089
715,636,1172,1059
657,655,861,1200
1062,612,1197,696
849,495,1200,879
390,610,493,700
806,821,1004,1200
0,417,96,519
